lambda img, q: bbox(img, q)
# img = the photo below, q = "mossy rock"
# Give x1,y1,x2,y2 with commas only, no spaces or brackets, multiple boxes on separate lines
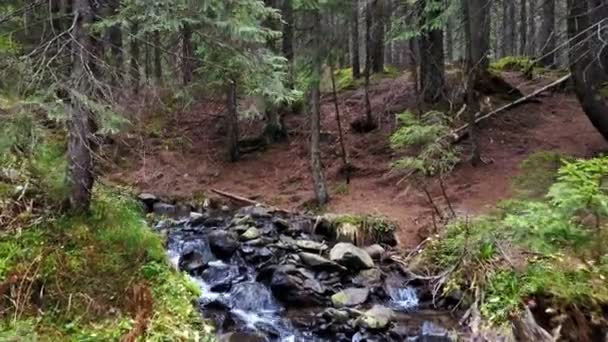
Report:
322,214,397,247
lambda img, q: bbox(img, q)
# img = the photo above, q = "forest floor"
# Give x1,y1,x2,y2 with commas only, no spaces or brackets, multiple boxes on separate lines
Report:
107,70,608,248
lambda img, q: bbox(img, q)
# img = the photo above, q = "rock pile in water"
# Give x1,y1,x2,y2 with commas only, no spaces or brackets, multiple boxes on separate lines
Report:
145,199,456,342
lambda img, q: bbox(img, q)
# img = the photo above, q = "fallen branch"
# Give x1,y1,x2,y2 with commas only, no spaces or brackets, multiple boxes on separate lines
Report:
211,189,259,206
449,73,572,144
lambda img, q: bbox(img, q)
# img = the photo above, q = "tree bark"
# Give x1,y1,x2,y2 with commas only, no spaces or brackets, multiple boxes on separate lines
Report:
418,1,446,103
351,0,361,79
567,0,608,140
445,16,454,63
528,0,536,56
370,0,385,73
539,0,556,67
182,23,193,85
107,0,123,85
519,0,527,55
226,80,240,161
130,22,140,94
67,0,97,213
153,31,162,85
310,8,329,205
468,0,492,71
282,0,294,62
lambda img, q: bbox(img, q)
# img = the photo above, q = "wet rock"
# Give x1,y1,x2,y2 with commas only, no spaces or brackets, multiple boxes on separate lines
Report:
364,244,386,259
352,268,383,287
295,240,328,252
357,305,394,330
286,219,314,235
201,261,245,292
419,321,455,342
270,265,328,306
192,215,224,227
244,236,275,247
153,202,177,216
178,248,213,273
331,287,369,308
299,252,347,272
208,231,240,259
238,206,272,218
231,224,250,234
272,217,289,230
219,332,268,342
240,227,261,241
229,282,281,312
138,193,158,211
329,242,374,270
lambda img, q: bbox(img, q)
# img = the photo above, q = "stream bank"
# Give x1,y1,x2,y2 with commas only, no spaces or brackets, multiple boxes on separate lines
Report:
142,196,462,341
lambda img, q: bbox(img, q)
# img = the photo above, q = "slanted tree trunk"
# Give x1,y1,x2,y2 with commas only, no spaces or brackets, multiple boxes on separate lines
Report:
226,80,240,162
351,0,361,79
309,7,329,205
539,0,556,67
567,0,608,140
370,0,385,73
67,0,97,213
153,31,162,85
418,1,446,103
519,0,527,55
182,23,193,85
130,22,140,94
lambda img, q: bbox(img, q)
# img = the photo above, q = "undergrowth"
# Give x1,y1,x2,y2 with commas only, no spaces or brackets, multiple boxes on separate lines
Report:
415,154,608,326
327,65,401,92
0,108,211,340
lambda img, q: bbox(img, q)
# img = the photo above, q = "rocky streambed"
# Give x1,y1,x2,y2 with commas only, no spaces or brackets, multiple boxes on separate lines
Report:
145,199,460,341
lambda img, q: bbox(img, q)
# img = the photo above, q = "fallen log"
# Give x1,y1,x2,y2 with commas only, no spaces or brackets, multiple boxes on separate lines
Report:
449,73,572,144
211,189,259,206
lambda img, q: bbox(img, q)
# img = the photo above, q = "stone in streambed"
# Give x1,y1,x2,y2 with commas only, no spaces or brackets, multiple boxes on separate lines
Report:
295,240,328,252
329,242,374,270
331,287,369,308
208,231,239,259
240,227,261,241
352,268,383,287
219,332,267,342
299,252,346,272
357,305,394,330
364,244,386,259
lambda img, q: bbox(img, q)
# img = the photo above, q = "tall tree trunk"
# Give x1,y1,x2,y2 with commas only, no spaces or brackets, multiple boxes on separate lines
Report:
351,0,361,79
384,0,393,66
539,0,556,67
364,1,374,127
144,32,151,81
130,22,140,94
107,0,123,85
153,31,162,85
182,23,193,85
462,0,472,64
67,0,97,213
418,1,446,104
506,0,516,56
519,0,527,55
445,16,454,63
567,0,608,140
468,0,491,71
528,0,536,56
226,80,240,161
370,0,384,73
282,0,294,63
309,8,329,205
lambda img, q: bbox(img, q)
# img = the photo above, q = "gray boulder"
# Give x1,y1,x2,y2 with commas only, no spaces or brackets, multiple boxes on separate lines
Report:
331,287,369,308
357,305,394,330
208,231,240,259
299,252,346,272
329,242,374,270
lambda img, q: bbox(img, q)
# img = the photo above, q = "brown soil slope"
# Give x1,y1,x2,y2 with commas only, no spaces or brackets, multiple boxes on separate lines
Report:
108,72,607,247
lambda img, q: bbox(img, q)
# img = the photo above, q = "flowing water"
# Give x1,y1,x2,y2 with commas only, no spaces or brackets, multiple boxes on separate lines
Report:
154,203,458,342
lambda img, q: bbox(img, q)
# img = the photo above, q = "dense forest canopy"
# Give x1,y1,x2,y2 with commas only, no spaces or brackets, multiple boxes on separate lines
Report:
1,0,608,341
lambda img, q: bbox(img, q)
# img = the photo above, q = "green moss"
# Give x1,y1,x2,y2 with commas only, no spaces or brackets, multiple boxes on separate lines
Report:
329,214,397,246
0,187,210,340
490,56,536,73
